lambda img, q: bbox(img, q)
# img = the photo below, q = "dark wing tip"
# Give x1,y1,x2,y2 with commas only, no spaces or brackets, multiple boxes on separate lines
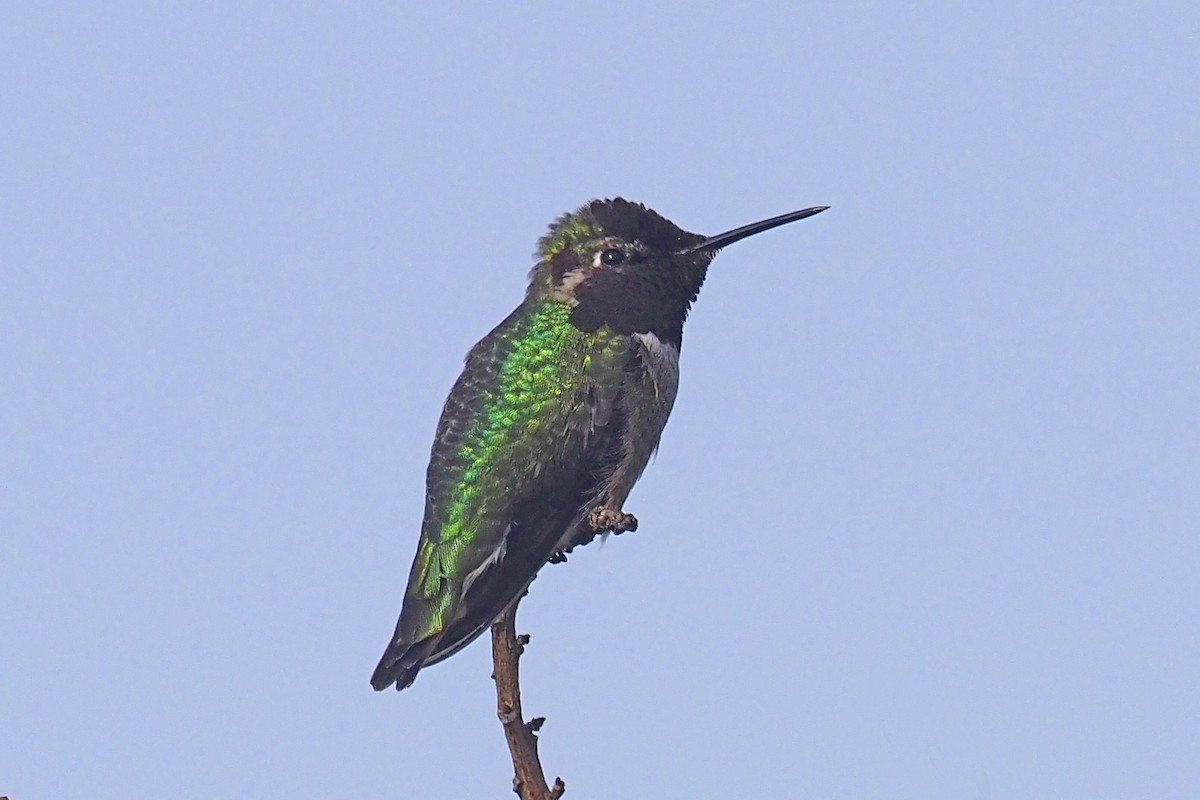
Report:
370,638,431,692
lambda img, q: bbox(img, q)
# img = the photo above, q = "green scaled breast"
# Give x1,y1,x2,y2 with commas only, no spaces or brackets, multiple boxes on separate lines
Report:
399,300,628,643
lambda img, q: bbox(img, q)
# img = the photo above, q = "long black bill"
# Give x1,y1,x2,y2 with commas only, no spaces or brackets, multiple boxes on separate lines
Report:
681,205,829,254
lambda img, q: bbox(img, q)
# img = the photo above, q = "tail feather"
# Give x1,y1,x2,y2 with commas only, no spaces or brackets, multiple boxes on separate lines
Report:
370,636,436,691
368,575,531,691
370,497,588,691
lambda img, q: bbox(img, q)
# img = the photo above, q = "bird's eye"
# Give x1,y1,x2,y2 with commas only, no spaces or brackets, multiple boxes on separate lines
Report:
600,248,625,266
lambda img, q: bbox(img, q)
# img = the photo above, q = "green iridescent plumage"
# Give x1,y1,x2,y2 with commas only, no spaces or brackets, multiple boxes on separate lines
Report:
403,301,626,642
371,198,827,691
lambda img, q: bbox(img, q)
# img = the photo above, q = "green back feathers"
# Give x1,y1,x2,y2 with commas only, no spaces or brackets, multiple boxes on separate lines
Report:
401,301,627,642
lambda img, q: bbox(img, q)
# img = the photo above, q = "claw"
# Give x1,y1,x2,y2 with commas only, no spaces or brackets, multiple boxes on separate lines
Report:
587,506,639,534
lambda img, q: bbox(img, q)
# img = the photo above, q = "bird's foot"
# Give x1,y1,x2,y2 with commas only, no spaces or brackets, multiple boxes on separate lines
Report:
587,506,639,534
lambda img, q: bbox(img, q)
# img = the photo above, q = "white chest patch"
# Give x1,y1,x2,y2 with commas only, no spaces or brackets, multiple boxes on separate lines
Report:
634,332,680,400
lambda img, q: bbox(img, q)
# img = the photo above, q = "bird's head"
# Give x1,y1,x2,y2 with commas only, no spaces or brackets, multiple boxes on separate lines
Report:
526,198,827,348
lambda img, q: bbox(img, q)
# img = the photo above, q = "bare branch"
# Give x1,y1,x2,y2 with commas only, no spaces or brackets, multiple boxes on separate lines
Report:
491,602,565,800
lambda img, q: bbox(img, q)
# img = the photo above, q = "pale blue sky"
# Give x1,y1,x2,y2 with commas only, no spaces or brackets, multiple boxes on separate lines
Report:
3,4,1198,798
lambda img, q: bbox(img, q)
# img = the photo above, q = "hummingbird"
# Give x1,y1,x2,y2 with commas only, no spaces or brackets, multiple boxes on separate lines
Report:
371,198,828,691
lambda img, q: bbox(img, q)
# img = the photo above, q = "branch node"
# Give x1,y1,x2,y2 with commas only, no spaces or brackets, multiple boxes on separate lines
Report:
492,602,564,800
497,700,520,724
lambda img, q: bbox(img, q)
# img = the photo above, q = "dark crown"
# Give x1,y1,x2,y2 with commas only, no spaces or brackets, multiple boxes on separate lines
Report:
537,198,705,259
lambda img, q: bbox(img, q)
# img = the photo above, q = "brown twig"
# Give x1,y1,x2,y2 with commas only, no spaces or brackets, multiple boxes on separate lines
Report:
491,601,565,800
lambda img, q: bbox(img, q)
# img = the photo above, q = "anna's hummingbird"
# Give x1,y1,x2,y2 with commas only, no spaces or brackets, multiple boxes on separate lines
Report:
371,198,827,691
